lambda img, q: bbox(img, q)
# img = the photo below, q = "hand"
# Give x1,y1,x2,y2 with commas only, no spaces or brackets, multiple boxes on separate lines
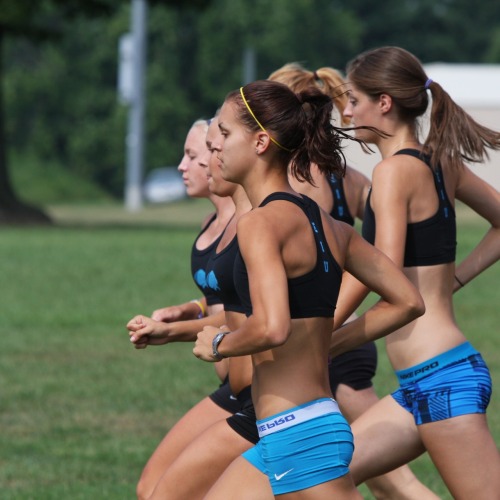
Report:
193,325,229,362
127,315,171,349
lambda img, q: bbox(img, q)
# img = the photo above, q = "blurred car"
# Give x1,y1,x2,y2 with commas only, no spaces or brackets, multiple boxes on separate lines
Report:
143,166,187,204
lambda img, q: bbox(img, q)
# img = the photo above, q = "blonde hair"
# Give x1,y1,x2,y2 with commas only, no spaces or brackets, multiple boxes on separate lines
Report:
268,62,350,125
192,118,210,133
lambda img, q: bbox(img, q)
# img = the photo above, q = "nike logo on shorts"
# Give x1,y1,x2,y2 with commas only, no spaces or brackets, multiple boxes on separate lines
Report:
274,468,294,481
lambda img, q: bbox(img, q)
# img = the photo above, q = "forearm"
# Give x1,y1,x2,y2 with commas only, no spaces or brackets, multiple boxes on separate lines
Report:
188,298,208,319
333,272,370,330
169,310,226,342
215,315,289,358
152,297,209,322
330,298,422,357
454,226,500,292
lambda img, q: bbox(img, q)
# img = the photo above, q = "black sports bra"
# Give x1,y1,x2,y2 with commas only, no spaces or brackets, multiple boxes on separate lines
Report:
204,233,245,314
233,192,342,318
328,175,355,226
191,214,223,305
362,149,456,267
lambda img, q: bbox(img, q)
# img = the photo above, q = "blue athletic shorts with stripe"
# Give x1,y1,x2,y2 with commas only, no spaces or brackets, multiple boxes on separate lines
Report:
392,342,492,425
242,398,353,495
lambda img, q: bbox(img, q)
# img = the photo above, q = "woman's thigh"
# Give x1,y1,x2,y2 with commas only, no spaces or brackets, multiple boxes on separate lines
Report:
150,419,253,500
205,455,273,500
349,395,425,484
419,413,500,500
137,396,231,497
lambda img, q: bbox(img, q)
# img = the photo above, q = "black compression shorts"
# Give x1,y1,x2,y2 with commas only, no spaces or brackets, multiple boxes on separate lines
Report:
208,377,252,414
226,398,259,444
328,341,378,396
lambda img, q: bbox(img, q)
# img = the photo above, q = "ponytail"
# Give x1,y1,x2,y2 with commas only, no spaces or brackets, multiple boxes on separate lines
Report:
426,81,500,169
290,89,346,183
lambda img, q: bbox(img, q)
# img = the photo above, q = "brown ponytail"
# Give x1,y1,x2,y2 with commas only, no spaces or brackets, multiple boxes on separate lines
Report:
426,81,500,169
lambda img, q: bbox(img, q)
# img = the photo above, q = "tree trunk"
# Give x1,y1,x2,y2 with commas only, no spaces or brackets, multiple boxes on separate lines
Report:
0,29,51,225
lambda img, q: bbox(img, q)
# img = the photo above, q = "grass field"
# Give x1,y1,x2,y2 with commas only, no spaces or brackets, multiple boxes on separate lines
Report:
1,198,498,499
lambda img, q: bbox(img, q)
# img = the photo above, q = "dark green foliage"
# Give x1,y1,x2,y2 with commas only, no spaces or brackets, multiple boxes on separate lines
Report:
2,0,500,202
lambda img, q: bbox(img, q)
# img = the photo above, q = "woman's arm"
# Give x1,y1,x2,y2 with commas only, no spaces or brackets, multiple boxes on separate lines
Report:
332,271,370,331
128,309,226,348
453,165,500,291
369,159,411,267
151,297,208,322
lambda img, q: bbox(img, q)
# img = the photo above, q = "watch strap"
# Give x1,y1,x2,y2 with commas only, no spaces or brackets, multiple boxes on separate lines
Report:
212,331,228,361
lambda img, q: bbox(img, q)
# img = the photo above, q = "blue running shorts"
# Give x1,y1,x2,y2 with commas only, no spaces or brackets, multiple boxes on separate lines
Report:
242,398,353,495
392,342,492,425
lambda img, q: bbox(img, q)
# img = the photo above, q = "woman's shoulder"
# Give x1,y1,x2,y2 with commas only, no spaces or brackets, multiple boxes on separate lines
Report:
321,208,355,236
236,206,274,234
373,153,428,180
237,194,313,239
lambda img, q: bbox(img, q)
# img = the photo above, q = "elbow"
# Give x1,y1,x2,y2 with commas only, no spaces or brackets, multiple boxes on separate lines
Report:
262,322,291,349
408,293,426,321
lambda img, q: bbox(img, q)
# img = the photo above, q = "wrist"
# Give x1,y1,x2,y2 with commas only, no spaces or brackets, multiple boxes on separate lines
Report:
212,331,229,361
454,275,465,288
190,299,206,319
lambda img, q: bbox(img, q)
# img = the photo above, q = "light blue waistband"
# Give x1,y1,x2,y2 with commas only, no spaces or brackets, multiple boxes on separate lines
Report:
396,342,479,385
256,398,340,438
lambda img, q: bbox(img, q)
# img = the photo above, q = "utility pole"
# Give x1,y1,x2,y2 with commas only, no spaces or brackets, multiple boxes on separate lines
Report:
242,46,256,84
121,0,148,212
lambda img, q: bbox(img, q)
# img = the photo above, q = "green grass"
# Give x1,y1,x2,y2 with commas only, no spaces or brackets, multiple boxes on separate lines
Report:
0,200,498,499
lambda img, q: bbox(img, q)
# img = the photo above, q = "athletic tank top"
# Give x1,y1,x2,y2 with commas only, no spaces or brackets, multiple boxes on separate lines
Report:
204,232,245,314
191,214,223,305
233,193,342,318
329,174,355,226
362,149,456,267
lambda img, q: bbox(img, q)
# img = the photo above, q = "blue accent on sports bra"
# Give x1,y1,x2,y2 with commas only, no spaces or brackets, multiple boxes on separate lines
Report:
328,175,355,226
191,214,223,305
233,193,342,318
204,233,245,314
362,149,456,267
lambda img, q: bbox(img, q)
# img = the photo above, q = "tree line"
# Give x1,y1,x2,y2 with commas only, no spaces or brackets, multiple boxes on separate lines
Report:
2,0,500,221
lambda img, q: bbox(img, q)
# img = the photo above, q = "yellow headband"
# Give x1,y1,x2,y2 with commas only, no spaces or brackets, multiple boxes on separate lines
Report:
239,87,292,152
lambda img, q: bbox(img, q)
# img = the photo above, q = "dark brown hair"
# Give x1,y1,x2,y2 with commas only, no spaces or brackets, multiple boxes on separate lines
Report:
347,46,500,170
226,79,353,183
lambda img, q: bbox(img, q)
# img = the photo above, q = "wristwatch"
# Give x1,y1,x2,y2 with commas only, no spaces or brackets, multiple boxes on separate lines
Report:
212,331,228,361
